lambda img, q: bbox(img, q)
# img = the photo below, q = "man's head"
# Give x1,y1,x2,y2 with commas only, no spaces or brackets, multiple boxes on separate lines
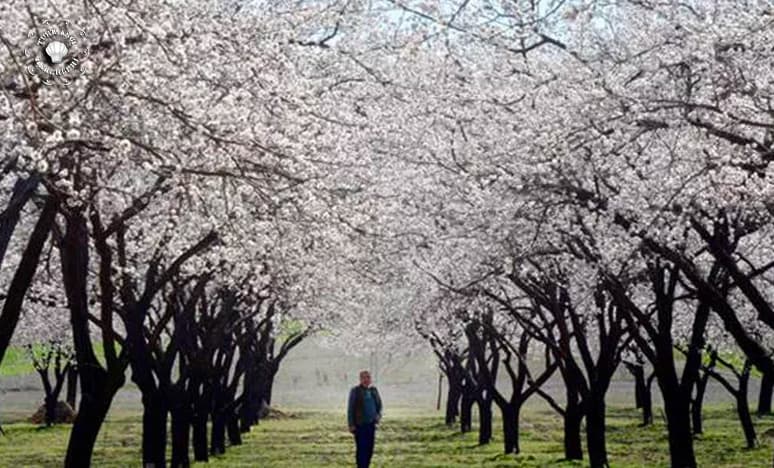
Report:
359,370,372,387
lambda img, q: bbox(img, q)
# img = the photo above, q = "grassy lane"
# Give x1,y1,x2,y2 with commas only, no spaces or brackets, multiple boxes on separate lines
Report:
0,406,772,467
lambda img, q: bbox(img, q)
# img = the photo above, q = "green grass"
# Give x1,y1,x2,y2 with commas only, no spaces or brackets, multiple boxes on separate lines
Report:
0,346,34,376
0,406,773,467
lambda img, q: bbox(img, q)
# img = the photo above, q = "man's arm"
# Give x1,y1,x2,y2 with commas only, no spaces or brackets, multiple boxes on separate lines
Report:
347,388,356,430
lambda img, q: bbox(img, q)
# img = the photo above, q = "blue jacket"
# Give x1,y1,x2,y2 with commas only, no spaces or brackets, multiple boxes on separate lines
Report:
348,385,382,427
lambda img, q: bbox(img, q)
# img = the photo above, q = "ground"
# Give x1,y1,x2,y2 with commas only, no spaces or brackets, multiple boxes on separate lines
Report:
0,406,772,467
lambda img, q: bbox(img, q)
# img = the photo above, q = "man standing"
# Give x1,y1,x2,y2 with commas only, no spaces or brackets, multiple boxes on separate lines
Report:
347,370,382,468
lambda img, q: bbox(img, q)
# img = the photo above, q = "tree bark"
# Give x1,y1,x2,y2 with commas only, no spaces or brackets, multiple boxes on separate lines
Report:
227,413,242,446
210,413,227,455
192,414,209,462
586,391,609,468
142,393,169,467
661,388,696,468
477,396,492,445
63,210,126,468
0,196,58,366
460,394,474,433
641,374,654,427
43,394,56,427
445,383,461,426
563,388,583,460
757,372,773,416
500,403,520,454
692,369,710,435
171,408,191,468
65,391,115,468
0,175,39,268
66,366,78,409
737,365,757,449
239,366,258,432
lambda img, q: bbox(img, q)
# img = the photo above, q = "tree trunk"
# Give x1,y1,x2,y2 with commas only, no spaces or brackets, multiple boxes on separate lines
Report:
239,368,257,432
586,392,609,468
64,386,116,468
210,413,227,455
737,367,757,449
264,374,276,407
460,394,474,433
0,196,58,366
500,403,520,454
629,364,644,408
478,397,492,445
171,408,191,468
192,414,209,462
0,175,39,268
757,372,773,416
437,374,442,411
631,366,654,426
445,384,461,426
227,413,242,446
642,376,653,427
692,370,710,435
563,389,583,460
63,210,125,468
44,394,57,427
662,390,696,468
142,394,169,467
66,367,78,409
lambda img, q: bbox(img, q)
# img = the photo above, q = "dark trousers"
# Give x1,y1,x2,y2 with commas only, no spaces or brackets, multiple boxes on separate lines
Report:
354,422,376,468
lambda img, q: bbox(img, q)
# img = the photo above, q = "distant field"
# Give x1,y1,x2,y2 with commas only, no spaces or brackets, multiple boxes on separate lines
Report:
0,406,772,467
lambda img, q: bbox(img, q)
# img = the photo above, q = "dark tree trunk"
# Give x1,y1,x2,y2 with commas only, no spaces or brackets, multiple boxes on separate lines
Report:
737,366,757,449
66,366,78,409
210,414,227,455
630,365,653,426
563,388,583,460
460,394,474,433
661,388,696,468
142,394,169,467
192,414,209,462
0,196,58,366
445,384,461,426
500,403,520,454
44,394,57,427
239,367,257,432
65,387,117,468
631,365,645,409
641,375,653,427
227,413,242,446
63,210,126,468
757,372,773,416
692,370,710,435
264,374,276,407
171,408,191,468
0,175,39,268
478,397,492,445
586,391,609,468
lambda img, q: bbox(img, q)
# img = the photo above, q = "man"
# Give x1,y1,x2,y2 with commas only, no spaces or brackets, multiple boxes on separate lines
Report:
347,370,382,468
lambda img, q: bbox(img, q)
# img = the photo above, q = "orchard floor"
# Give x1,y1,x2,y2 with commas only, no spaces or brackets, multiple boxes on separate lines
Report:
0,406,773,467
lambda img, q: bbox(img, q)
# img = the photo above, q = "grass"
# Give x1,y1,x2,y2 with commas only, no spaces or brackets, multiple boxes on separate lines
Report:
0,406,773,467
0,346,35,377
